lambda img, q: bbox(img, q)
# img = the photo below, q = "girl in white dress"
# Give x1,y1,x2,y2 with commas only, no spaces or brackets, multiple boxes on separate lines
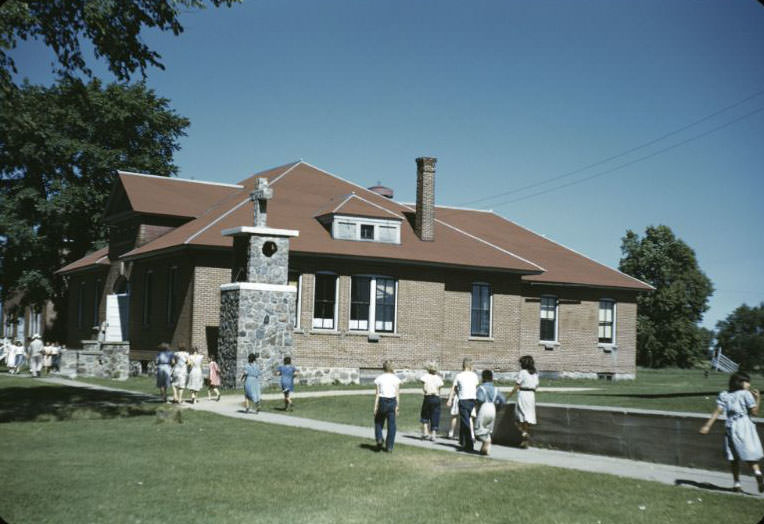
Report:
186,346,204,404
507,355,539,448
700,371,764,493
171,346,189,404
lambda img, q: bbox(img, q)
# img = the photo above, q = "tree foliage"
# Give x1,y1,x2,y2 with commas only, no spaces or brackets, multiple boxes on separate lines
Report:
715,303,764,371
619,225,714,368
0,78,188,334
0,0,239,86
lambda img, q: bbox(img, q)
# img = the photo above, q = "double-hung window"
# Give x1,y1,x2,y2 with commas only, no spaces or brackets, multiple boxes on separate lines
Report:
350,276,397,333
471,283,492,337
598,300,616,344
312,273,337,329
540,295,558,342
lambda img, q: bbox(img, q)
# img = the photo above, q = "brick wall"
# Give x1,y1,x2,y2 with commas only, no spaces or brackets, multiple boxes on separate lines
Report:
128,255,195,353
519,285,637,376
191,264,231,356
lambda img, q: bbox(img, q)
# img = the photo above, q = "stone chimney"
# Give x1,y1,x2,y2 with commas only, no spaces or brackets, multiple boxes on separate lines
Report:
415,156,436,241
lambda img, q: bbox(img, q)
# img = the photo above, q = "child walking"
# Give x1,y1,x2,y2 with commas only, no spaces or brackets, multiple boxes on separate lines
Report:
700,371,764,493
507,355,538,448
419,364,444,440
241,353,262,414
475,369,506,455
207,354,221,401
276,356,298,411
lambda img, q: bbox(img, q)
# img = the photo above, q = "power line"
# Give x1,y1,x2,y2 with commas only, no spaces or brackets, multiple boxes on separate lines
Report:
485,104,764,208
456,88,764,208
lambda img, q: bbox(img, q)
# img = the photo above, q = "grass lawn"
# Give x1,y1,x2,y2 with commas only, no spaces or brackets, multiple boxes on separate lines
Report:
1,377,762,523
532,368,757,414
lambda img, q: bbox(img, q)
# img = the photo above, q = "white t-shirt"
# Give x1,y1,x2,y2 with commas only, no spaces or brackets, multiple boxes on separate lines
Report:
375,372,401,398
516,369,539,389
420,373,444,396
454,370,480,400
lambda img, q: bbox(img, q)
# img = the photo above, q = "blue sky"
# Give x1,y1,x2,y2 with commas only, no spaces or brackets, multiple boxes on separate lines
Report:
13,1,764,330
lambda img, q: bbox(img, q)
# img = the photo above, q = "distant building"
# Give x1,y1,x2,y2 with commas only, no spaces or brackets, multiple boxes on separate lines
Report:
57,159,652,380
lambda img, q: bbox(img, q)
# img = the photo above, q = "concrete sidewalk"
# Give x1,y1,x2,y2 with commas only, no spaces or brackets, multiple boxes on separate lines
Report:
28,375,763,497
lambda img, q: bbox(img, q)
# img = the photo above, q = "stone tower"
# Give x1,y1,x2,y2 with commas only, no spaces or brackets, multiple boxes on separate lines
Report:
217,178,299,388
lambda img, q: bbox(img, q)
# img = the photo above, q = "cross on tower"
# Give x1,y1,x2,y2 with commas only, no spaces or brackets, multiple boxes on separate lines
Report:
250,177,273,227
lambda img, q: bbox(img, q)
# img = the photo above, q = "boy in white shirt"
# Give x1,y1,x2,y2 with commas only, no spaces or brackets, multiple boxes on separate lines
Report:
419,364,444,440
447,358,480,452
373,360,401,452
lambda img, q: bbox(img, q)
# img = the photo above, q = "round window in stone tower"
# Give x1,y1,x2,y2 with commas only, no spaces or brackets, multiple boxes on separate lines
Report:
262,241,278,257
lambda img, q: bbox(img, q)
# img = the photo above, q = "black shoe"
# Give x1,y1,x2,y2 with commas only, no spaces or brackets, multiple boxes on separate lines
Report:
376,440,384,451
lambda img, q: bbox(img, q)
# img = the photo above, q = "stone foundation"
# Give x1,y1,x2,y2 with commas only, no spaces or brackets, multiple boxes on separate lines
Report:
59,341,130,380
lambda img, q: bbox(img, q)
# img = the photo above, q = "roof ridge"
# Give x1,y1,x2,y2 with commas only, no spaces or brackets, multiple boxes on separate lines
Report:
334,194,405,219
488,211,655,290
117,171,243,189
298,160,406,206
236,160,302,186
397,202,545,272
184,197,251,245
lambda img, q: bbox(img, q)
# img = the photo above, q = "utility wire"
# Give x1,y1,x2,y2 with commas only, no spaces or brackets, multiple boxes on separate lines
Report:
457,88,764,208
485,104,764,208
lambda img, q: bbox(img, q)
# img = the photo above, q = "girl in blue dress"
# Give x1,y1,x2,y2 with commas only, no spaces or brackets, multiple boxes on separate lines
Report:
700,371,764,492
276,356,298,411
241,353,262,414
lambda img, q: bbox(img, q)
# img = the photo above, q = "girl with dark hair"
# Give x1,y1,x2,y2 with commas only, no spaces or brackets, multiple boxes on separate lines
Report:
507,355,539,448
207,353,221,401
700,371,764,492
276,356,298,411
241,353,262,414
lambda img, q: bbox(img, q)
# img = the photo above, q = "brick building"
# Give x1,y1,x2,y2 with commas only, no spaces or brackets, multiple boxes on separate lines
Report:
57,158,652,380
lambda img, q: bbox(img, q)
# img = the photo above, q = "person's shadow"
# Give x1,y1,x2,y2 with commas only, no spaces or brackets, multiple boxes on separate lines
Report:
359,443,382,453
674,479,744,494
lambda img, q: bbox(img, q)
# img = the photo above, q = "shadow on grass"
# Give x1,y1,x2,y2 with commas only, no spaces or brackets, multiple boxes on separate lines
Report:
359,443,382,453
675,479,740,494
0,384,159,423
579,391,719,399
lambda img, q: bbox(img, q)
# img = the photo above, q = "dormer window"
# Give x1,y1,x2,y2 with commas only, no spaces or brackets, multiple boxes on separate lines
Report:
330,216,401,244
360,224,374,240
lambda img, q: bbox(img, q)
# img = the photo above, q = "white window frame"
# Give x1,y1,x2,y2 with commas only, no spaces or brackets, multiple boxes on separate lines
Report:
539,295,558,343
289,273,302,329
312,272,338,330
348,275,398,334
331,215,401,244
470,282,493,338
598,299,617,347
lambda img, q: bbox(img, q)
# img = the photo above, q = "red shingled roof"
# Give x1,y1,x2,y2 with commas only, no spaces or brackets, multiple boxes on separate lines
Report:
60,161,653,290
432,208,653,290
121,162,543,274
107,171,243,220
56,247,110,274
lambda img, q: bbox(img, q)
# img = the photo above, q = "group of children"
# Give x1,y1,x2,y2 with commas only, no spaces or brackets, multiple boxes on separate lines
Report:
241,354,298,414
1,336,65,376
372,355,540,456
155,343,221,404
159,344,764,494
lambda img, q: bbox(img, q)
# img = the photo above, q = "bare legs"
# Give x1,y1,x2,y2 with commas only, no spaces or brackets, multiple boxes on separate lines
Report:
731,461,764,492
516,421,530,448
208,386,220,401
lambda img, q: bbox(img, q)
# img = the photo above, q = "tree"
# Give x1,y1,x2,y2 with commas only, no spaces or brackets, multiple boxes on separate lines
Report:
715,303,764,371
0,0,239,337
0,78,189,337
618,225,714,368
0,0,240,87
